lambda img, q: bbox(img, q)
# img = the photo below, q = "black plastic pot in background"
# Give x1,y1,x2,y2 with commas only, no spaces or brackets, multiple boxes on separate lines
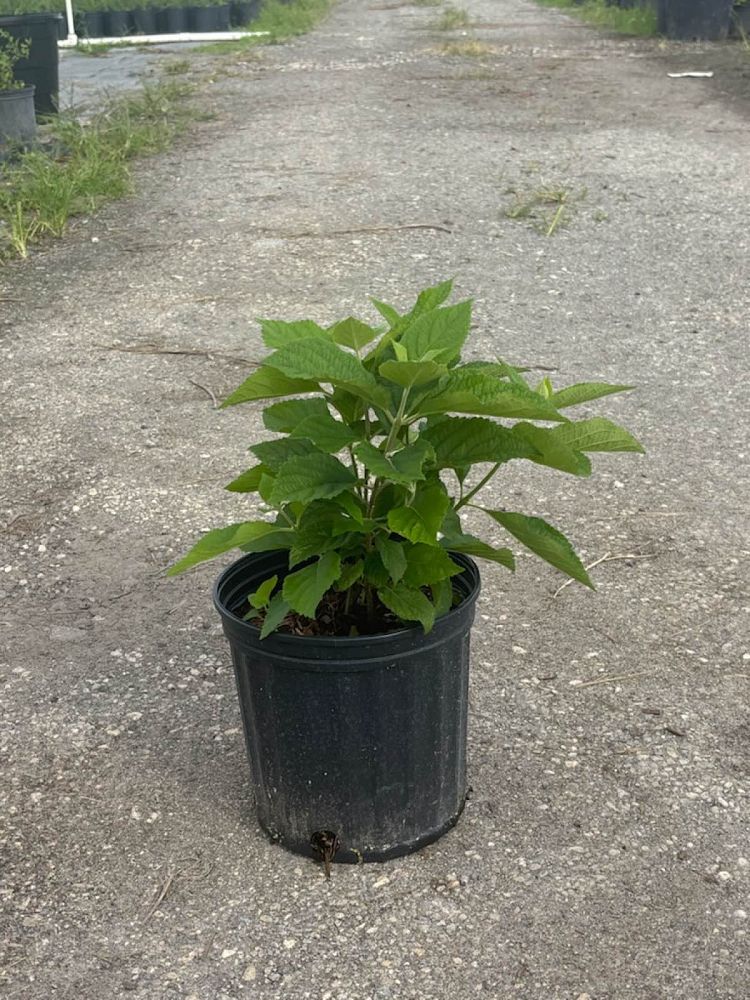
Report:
230,0,260,26
214,551,480,864
730,3,750,36
158,6,188,32
188,4,230,30
0,84,36,156
0,13,62,116
658,0,733,39
80,10,105,37
105,10,132,36
132,8,158,33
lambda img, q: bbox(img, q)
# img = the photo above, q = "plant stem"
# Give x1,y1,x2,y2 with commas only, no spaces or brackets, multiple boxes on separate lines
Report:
456,463,501,510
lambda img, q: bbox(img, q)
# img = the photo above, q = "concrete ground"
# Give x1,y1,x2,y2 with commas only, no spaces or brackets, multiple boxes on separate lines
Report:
2,1,749,997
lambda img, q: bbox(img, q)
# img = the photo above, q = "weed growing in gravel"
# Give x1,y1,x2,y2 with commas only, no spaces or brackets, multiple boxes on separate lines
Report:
203,0,335,53
438,39,494,57
534,0,658,36
0,81,196,261
504,185,587,237
433,4,471,30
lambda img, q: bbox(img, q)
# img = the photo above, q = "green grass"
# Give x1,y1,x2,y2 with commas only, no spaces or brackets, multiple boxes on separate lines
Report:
203,0,336,53
534,0,658,36
433,4,471,30
0,81,197,261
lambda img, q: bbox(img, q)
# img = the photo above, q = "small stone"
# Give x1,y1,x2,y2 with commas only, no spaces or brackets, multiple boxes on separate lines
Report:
717,871,732,882
733,910,747,921
221,948,237,959
373,876,390,889
242,965,257,981
283,938,296,950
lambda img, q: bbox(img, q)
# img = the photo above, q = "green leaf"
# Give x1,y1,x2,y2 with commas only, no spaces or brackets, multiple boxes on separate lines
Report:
551,417,645,454
483,510,593,588
269,453,356,505
329,317,379,351
511,422,592,477
290,411,360,452
387,484,450,545
379,359,448,388
552,382,635,409
336,559,364,591
354,439,433,485
239,528,294,554
375,536,408,584
260,593,291,639
262,397,330,433
283,552,342,618
225,465,268,493
378,583,435,633
221,366,319,408
398,301,472,364
259,318,329,349
289,502,366,566
440,533,515,570
402,544,462,589
265,339,389,407
421,416,537,470
371,298,401,327
249,437,315,471
417,370,565,421
431,578,454,617
167,521,282,575
407,278,454,318
364,551,390,588
248,574,278,610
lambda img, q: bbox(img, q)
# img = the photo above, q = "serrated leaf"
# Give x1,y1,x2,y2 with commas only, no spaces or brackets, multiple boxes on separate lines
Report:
387,484,450,545
167,521,281,575
249,437,316,471
417,370,565,421
248,574,278,611
269,453,356,505
259,318,329,349
402,543,462,589
483,510,593,588
512,422,592,477
551,417,645,454
407,278,454,318
265,339,389,407
431,577,454,617
329,317,379,351
289,502,366,566
225,465,268,493
262,397,330,433
283,552,342,618
336,559,364,591
398,301,472,364
421,416,537,470
379,359,448,388
364,550,390,587
375,536,408,584
354,439,433,485
440,533,515,570
260,593,291,639
552,382,634,409
239,528,294,554
378,584,435,634
290,411,360,452
371,298,401,327
221,366,319,408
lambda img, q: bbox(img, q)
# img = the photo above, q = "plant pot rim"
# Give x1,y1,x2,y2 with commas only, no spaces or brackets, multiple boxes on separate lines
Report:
0,85,36,100
0,12,63,24
213,549,481,660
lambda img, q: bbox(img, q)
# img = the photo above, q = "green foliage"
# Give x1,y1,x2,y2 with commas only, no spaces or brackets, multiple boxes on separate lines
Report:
170,282,644,636
533,0,658,37
0,29,30,92
202,0,336,54
433,4,471,30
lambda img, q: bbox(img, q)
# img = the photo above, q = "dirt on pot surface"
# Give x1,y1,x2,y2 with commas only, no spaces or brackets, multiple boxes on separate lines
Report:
2,2,750,999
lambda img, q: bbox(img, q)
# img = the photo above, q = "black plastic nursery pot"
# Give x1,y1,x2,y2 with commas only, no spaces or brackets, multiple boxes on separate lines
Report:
230,0,260,25
132,8,158,33
80,10,105,37
214,550,480,864
105,10,132,36
658,0,733,39
0,13,61,116
0,84,36,154
158,6,188,31
188,4,230,30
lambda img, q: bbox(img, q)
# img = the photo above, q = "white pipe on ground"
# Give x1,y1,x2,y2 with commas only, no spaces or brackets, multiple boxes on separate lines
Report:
58,31,269,48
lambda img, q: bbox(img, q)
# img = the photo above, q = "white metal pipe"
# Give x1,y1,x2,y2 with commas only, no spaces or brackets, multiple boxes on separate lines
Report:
62,0,77,44
58,30,269,48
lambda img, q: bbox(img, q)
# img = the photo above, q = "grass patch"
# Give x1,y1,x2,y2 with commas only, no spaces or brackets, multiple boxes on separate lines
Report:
203,0,336,53
438,39,494,56
503,184,587,237
433,4,471,30
0,81,197,261
534,0,658,36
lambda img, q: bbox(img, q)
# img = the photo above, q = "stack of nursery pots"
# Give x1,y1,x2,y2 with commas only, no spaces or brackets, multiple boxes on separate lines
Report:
169,280,645,866
73,0,254,37
658,0,734,39
0,11,61,115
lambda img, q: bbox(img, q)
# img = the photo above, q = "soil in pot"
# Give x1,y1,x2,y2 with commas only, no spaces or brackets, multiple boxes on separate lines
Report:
214,550,481,864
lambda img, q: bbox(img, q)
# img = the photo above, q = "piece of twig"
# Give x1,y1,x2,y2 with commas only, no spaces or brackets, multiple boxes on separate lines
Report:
143,870,177,924
281,223,453,239
188,378,219,409
95,343,255,366
553,551,652,598
574,670,651,689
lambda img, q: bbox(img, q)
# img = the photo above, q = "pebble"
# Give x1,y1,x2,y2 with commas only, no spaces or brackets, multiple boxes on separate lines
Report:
283,938,297,950
242,965,257,981
221,948,237,959
733,910,747,921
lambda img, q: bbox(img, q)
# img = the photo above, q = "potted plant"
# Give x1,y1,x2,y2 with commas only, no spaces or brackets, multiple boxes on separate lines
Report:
169,280,644,867
0,28,35,153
